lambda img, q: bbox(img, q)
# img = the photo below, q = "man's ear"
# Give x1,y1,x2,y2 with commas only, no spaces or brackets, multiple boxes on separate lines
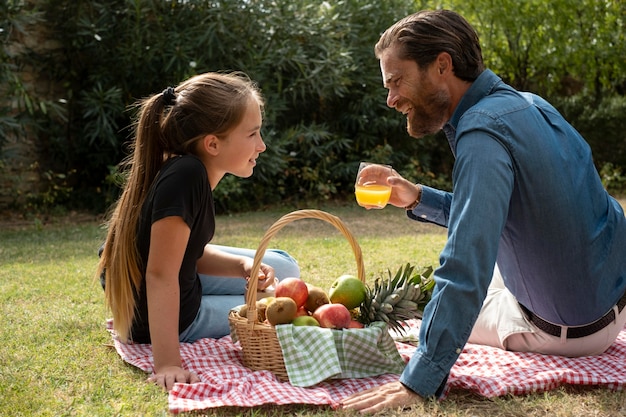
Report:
436,52,452,75
202,134,220,156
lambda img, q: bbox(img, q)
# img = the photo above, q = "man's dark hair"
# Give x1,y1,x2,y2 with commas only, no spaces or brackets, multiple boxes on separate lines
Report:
375,10,485,82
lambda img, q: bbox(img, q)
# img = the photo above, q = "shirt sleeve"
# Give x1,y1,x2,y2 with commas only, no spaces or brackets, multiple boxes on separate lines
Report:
151,158,207,228
407,185,452,227
400,132,514,397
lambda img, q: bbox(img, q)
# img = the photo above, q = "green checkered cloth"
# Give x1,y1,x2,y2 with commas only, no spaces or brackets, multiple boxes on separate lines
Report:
274,321,406,387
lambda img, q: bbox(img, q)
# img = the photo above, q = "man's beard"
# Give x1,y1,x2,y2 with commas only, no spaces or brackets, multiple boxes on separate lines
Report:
406,87,450,138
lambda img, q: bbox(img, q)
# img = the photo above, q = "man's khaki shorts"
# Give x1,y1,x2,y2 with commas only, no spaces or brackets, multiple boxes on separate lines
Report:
468,265,626,357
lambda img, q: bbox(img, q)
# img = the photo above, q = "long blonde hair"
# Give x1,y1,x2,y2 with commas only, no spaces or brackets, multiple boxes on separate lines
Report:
97,72,263,342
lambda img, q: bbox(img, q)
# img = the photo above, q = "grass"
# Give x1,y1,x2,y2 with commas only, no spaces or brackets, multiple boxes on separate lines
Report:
1,201,625,416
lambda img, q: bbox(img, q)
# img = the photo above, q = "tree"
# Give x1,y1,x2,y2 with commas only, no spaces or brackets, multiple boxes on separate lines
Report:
1,0,624,214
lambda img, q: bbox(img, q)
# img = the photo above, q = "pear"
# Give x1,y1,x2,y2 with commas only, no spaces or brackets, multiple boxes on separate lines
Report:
256,298,273,322
238,298,273,322
292,316,320,326
304,285,330,313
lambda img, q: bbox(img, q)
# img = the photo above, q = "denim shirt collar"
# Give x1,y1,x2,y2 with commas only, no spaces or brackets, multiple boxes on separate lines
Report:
443,69,502,156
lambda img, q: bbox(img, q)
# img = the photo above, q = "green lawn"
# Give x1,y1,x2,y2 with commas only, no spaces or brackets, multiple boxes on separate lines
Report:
1,202,625,416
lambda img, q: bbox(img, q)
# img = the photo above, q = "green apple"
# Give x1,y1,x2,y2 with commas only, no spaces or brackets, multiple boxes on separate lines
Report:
292,315,320,326
329,274,366,310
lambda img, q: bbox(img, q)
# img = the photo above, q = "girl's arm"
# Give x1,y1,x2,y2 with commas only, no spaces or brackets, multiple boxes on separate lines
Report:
197,245,276,290
145,216,200,390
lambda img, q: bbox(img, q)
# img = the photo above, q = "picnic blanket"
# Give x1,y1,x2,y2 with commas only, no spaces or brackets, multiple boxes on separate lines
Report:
108,320,626,414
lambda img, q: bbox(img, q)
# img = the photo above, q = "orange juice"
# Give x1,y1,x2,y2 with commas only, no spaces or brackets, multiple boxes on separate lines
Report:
355,184,391,208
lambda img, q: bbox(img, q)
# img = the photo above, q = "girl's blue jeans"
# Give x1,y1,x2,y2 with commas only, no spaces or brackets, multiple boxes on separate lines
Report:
179,244,300,342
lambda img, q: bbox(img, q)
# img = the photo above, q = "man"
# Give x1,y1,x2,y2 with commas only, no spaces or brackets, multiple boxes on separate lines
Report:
342,9,626,414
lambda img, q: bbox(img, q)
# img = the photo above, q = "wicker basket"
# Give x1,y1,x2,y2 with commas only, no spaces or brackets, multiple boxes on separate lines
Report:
228,209,365,382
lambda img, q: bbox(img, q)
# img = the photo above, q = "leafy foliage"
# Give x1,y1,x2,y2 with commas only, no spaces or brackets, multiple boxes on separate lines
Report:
2,0,625,213
455,0,626,98
0,2,49,152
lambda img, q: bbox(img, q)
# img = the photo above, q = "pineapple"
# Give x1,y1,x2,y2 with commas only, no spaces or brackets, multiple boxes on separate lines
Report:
357,263,434,334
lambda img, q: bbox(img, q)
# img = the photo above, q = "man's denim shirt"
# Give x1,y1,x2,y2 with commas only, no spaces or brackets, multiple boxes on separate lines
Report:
400,69,626,397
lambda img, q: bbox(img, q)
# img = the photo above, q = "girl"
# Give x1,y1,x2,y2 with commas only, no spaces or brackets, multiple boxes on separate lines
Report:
97,72,299,390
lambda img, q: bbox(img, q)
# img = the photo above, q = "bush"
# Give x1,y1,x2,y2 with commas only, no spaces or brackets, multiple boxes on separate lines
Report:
25,0,429,213
2,0,624,213
599,163,626,195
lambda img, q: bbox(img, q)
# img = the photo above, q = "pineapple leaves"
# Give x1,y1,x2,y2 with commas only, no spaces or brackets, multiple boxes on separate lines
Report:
357,262,435,336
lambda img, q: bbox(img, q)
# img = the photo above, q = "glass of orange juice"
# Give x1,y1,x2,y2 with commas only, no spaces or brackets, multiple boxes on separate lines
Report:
355,162,392,209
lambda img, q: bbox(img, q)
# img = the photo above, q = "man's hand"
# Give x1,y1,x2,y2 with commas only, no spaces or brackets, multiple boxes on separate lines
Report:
387,175,421,210
147,365,201,391
341,381,424,414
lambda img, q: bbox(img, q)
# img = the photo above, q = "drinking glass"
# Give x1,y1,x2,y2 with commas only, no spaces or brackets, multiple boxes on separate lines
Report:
354,162,392,209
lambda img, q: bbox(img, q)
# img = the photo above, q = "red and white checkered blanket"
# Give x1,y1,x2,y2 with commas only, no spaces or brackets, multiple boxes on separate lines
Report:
108,321,626,414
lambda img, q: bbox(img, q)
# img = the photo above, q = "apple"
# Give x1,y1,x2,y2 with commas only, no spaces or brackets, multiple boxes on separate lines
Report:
275,277,309,308
295,306,309,317
312,303,352,329
329,274,366,310
348,319,365,329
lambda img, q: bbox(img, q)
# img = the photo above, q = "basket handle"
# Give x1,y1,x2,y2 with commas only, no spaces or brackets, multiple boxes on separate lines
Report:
245,209,365,319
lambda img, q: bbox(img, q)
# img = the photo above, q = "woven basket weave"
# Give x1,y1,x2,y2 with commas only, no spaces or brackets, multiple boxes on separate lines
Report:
228,209,365,381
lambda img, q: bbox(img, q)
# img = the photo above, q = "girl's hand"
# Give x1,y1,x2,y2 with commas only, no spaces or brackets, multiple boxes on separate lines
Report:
148,365,201,391
243,257,276,291
257,263,276,290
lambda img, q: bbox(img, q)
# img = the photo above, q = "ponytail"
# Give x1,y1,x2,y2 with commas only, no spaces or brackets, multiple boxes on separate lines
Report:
97,92,172,342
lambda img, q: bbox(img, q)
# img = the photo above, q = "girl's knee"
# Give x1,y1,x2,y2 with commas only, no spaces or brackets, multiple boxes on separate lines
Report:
265,249,300,279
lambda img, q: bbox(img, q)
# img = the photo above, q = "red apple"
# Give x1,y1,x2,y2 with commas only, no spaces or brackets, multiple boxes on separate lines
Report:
312,303,352,329
275,277,309,308
348,319,365,329
295,306,309,317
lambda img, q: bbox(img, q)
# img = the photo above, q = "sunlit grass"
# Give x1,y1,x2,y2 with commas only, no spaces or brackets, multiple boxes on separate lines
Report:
1,203,624,416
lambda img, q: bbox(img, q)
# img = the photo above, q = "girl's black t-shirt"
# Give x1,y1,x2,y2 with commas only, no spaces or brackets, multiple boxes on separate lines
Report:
131,155,215,343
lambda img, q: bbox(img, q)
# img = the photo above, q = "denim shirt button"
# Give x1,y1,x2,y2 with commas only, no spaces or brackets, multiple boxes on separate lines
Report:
455,348,462,354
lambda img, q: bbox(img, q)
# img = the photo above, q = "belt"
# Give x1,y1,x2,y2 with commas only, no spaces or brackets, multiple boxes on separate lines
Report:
520,290,626,339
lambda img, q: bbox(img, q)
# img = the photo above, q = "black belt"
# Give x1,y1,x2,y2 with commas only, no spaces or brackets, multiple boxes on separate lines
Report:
520,290,626,339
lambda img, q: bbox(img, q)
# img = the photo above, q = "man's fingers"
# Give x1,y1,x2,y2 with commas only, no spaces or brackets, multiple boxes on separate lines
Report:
341,381,425,414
